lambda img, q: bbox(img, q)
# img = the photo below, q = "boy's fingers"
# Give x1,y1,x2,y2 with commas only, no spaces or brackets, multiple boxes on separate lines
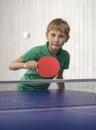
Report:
27,61,38,70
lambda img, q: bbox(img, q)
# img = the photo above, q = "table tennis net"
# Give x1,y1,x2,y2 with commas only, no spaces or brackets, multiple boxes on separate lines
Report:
0,79,96,110
0,78,96,92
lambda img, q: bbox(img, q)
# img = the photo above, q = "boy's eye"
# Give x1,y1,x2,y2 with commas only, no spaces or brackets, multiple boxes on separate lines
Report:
59,35,64,38
50,33,65,38
51,33,56,37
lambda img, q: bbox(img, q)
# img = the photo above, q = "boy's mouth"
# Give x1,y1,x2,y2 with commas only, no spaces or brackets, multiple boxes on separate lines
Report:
51,43,59,47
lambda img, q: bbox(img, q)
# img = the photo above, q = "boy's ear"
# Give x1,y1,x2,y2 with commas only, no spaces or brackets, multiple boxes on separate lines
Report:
65,36,70,42
46,32,48,39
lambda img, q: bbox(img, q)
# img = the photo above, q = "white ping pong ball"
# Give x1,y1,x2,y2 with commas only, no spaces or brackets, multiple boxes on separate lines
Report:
23,32,30,39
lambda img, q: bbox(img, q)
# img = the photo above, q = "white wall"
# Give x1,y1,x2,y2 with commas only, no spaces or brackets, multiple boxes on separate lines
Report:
0,0,96,80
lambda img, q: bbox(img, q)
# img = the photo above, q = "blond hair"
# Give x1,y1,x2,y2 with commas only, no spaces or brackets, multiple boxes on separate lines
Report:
46,18,70,36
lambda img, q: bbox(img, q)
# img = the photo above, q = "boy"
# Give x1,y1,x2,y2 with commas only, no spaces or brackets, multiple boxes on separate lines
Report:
8,18,70,90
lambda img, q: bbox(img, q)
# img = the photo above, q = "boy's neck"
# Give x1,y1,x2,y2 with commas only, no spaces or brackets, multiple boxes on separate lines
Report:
48,46,59,56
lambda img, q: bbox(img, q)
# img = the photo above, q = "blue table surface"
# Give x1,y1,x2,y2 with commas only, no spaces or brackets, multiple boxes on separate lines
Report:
0,89,96,130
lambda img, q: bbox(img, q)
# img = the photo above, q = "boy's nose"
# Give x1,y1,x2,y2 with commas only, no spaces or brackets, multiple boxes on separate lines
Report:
54,36,59,42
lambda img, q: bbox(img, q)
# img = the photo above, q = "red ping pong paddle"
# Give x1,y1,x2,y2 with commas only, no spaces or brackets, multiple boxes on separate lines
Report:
38,56,60,78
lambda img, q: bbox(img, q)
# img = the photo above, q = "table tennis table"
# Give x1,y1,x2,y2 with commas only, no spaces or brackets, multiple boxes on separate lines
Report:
0,80,96,130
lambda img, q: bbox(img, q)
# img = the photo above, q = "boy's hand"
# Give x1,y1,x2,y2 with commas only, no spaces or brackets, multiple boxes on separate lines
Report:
55,70,65,89
23,61,38,70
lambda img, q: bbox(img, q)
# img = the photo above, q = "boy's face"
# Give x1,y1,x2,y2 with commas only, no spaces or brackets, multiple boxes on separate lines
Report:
46,30,69,52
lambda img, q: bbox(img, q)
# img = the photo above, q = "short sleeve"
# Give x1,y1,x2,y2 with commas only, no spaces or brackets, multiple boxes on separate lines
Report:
63,52,70,69
21,47,37,62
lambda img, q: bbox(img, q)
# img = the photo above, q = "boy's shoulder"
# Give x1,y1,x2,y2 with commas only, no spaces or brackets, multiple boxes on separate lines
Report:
33,44,45,50
61,48,70,56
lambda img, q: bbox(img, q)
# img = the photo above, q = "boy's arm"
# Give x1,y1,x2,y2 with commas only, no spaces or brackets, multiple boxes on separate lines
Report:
8,57,38,70
8,58,25,70
55,70,65,89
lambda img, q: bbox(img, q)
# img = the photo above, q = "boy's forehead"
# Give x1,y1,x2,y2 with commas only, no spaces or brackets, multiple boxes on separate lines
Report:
49,30,65,35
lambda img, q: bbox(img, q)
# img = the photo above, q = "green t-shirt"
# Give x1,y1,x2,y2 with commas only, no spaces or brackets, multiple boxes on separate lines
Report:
17,41,70,90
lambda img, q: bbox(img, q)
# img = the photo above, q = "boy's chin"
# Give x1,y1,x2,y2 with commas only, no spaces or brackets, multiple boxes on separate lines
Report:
52,47,60,51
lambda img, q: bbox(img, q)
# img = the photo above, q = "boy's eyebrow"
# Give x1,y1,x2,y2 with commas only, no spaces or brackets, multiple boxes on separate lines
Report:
50,32,66,36
50,32,56,35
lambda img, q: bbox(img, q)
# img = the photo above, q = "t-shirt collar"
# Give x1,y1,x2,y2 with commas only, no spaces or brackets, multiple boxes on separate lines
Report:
44,41,62,57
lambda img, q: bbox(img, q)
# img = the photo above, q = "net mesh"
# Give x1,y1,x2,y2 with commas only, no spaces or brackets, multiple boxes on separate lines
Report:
0,79,96,92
